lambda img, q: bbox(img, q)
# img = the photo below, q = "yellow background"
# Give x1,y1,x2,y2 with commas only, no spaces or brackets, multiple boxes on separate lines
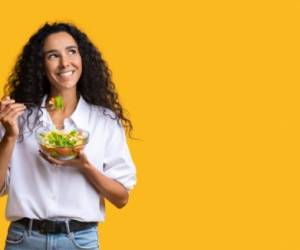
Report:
0,0,300,249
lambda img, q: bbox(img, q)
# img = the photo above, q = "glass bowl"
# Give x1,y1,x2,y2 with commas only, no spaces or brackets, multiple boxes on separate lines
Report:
35,127,89,160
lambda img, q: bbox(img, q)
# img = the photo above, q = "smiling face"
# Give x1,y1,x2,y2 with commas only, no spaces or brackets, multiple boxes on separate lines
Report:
43,31,82,91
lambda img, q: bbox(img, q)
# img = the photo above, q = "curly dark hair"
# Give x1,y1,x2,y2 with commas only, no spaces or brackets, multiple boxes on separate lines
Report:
4,22,133,140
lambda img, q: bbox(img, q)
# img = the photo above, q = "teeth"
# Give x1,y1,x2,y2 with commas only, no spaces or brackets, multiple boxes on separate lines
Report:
59,71,73,76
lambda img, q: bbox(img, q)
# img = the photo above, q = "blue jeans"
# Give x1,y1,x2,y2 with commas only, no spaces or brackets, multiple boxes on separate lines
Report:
5,220,100,250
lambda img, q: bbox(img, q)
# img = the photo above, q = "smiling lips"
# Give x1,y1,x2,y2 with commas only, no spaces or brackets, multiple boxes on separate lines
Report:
57,70,75,79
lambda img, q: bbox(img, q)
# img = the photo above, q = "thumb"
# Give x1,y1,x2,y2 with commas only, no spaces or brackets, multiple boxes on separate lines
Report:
1,96,10,101
78,150,88,161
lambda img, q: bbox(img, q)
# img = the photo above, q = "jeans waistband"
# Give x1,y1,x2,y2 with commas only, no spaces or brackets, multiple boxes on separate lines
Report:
14,218,98,234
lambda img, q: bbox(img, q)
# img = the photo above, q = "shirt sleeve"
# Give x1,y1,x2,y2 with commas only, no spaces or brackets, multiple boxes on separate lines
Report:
103,119,137,191
0,124,11,196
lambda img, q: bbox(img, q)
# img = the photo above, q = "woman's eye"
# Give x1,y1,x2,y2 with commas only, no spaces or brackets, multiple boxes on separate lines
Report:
48,54,58,59
68,49,77,54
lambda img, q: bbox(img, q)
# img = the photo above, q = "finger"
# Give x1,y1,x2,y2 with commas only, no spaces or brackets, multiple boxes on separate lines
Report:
39,150,57,165
78,150,88,160
39,150,64,165
1,96,10,101
3,103,26,113
66,151,85,164
0,99,15,105
6,103,26,110
1,109,25,123
5,105,26,115
49,157,64,165
6,105,27,115
1,103,24,115
0,99,15,112
4,106,26,119
0,111,22,122
10,109,26,121
1,96,14,105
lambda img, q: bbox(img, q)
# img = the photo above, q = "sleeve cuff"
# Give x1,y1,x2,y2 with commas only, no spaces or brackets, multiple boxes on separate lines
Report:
106,173,137,192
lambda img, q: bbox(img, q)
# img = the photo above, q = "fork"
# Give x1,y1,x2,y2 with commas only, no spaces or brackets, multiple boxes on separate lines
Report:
23,102,54,109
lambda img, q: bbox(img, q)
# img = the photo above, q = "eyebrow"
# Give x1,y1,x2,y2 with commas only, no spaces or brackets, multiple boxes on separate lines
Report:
44,45,78,55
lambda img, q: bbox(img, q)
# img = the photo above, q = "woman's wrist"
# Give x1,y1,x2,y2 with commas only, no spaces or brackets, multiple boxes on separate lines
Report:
3,133,18,142
81,161,94,172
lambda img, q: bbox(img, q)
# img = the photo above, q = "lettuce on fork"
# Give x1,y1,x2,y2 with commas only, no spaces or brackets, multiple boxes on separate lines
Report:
49,96,64,110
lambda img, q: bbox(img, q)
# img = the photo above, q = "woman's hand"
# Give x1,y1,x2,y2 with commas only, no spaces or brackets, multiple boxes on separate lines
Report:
39,149,129,209
39,150,91,170
0,96,26,139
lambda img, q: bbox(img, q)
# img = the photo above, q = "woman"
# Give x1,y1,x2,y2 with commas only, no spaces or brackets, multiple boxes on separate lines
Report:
0,22,137,249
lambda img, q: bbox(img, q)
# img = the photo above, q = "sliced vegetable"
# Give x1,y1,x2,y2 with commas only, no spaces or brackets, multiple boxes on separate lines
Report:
39,130,85,148
49,96,64,110
37,129,88,160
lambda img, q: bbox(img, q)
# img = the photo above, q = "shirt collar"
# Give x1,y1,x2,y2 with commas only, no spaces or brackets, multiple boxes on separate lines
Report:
70,96,90,130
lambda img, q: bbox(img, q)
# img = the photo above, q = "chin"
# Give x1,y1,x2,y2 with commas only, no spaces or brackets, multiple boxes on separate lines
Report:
55,81,78,90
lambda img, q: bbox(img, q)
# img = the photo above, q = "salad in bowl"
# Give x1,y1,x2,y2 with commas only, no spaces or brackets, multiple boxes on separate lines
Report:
36,128,89,160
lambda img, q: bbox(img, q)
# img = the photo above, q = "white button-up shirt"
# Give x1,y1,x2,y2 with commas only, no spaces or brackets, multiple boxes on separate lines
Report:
0,96,137,222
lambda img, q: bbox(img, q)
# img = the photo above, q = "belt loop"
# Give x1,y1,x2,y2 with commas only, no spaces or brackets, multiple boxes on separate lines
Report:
64,219,71,234
28,219,33,236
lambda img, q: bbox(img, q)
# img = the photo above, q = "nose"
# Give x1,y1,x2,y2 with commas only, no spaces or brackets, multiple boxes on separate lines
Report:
60,54,70,68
